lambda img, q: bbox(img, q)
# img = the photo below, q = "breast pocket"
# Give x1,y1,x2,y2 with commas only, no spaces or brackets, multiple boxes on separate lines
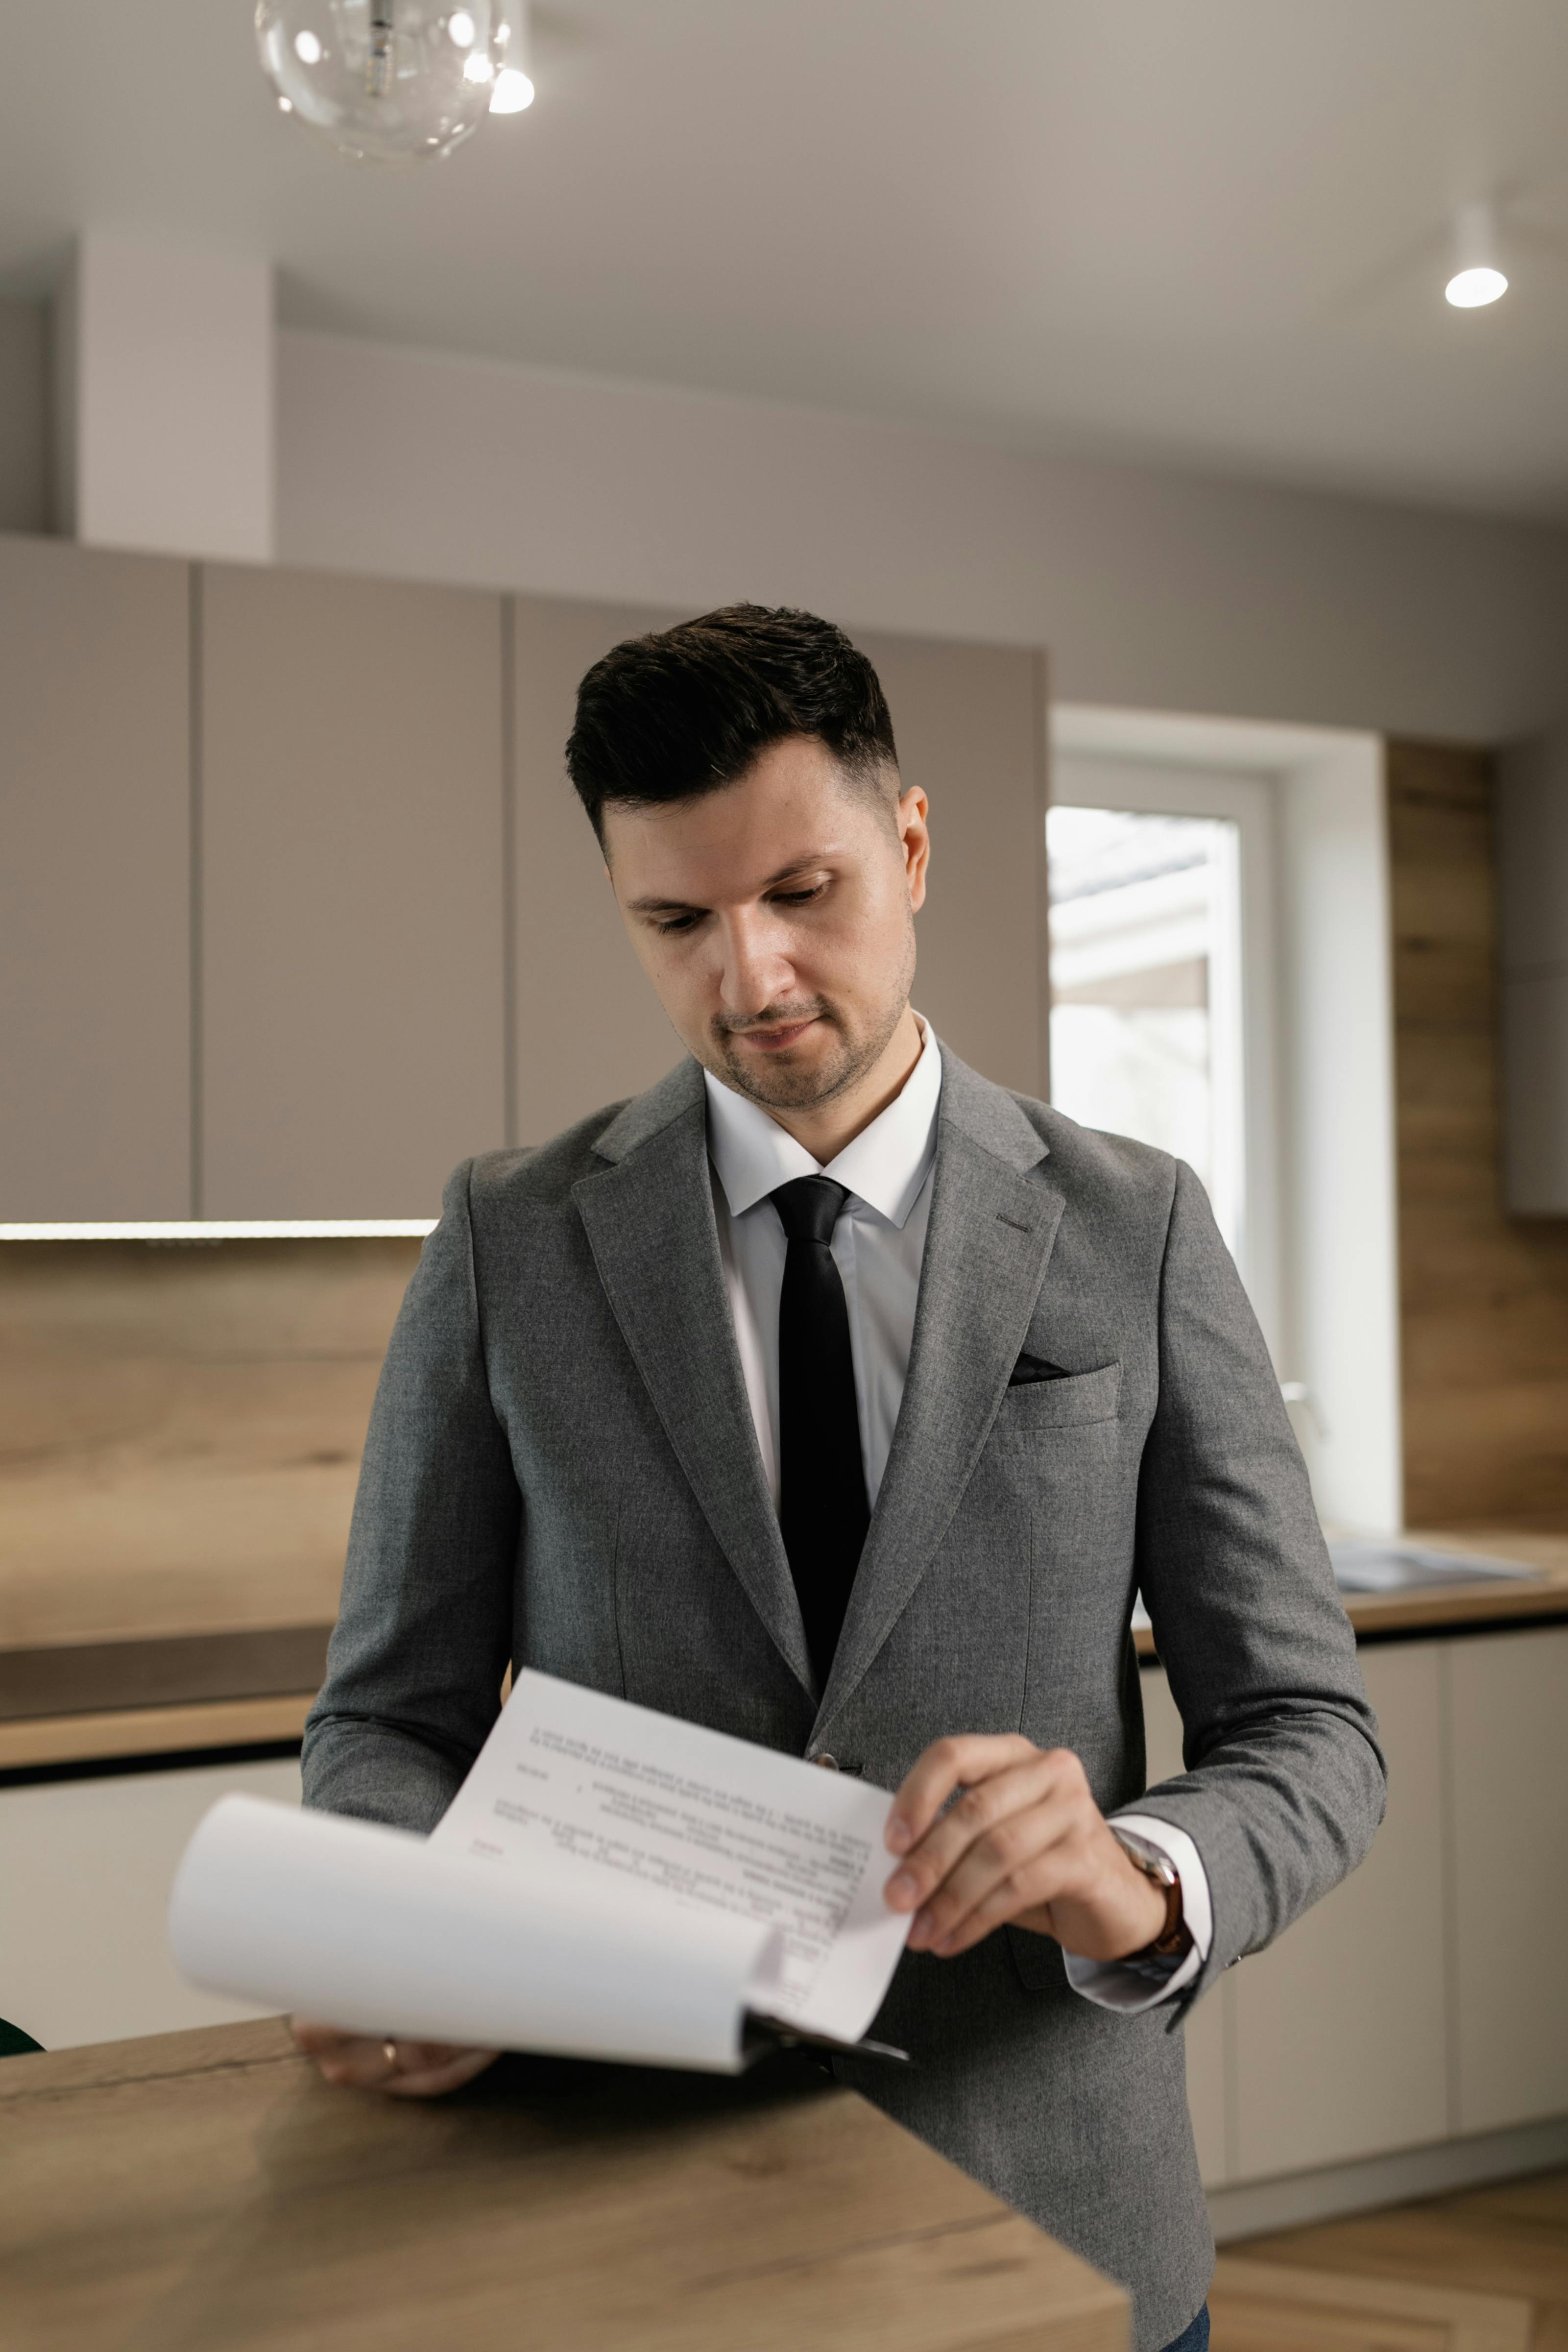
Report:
989,1360,1122,1440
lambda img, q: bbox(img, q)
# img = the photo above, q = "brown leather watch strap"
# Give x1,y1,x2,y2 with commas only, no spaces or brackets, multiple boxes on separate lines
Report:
1112,1826,1192,1962
1148,1871,1188,1958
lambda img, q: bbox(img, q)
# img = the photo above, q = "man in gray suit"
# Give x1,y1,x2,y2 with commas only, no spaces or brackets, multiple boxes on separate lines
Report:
297,606,1385,2352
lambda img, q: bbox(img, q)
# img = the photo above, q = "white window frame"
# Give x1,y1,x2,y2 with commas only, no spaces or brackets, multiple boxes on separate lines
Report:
1052,707,1401,1537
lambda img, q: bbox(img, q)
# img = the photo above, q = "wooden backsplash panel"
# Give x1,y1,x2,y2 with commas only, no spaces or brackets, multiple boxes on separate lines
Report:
0,1239,419,1650
1388,741,1568,1524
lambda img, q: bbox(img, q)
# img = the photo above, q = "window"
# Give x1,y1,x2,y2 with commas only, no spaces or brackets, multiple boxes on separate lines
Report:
1046,755,1279,1338
1047,804,1244,1260
1047,714,1401,1537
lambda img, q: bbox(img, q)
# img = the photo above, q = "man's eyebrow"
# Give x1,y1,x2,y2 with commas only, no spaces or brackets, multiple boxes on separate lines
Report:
626,855,833,918
627,891,704,916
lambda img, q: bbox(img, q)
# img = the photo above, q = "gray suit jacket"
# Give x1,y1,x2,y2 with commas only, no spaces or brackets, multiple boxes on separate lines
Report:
304,1050,1385,2351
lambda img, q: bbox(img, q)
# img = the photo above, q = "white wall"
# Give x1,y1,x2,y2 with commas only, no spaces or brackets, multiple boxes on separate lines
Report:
55,237,275,563
278,329,1568,743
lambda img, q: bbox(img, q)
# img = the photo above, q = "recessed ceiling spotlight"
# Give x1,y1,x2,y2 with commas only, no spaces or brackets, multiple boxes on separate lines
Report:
1446,201,1508,308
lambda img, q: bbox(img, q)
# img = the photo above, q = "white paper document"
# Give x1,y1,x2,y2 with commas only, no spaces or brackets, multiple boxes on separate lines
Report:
433,1671,911,2043
170,1671,911,2073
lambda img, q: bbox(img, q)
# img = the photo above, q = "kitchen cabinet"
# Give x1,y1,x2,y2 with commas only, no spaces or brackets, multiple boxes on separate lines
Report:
854,631,1047,1100
5,544,1050,1219
510,594,682,1142
0,1751,302,2050
1449,1625,1568,2131
0,535,191,1219
1229,1642,1448,2173
1142,1666,1232,2186
200,563,507,1217
1142,1626,1565,2192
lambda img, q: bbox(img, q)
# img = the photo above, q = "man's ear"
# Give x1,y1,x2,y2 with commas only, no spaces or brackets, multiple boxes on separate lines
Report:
899,785,931,914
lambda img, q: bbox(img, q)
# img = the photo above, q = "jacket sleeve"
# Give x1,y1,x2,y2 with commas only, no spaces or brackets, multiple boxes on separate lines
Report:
1131,1159,1388,2006
301,1160,520,1832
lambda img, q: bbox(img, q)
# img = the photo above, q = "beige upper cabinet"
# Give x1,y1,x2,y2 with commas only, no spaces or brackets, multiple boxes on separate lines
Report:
4,555,1047,1217
511,595,685,1143
200,564,507,1219
854,631,1047,1101
0,537,192,1220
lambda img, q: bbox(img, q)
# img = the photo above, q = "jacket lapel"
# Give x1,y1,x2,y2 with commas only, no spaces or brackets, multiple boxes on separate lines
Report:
572,1061,815,1701
814,1058,1065,1742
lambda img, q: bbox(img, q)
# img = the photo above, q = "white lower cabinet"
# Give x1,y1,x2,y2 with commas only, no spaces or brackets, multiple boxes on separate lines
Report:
1229,1642,1448,2176
1141,1663,1233,2185
0,1756,301,2050
1142,1629,1562,2190
1449,1625,1568,2133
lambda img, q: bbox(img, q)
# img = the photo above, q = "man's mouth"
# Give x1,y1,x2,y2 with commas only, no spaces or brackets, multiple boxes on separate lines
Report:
732,1017,818,1053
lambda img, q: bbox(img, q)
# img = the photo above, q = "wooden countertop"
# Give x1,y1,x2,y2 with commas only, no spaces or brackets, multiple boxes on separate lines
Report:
4,1529,1566,1775
0,2016,1125,2352
1131,1528,1568,1660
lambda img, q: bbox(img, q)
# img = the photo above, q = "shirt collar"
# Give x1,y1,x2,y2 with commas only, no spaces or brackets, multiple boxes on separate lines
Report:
704,1017,942,1231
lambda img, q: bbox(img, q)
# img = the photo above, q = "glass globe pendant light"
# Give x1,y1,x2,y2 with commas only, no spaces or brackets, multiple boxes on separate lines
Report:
256,0,509,165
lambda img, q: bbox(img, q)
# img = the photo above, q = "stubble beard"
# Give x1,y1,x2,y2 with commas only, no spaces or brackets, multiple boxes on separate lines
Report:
708,925,916,1115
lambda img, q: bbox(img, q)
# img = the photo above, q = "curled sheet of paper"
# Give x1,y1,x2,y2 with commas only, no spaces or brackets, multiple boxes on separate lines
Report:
433,1672,912,2047
170,1792,785,2072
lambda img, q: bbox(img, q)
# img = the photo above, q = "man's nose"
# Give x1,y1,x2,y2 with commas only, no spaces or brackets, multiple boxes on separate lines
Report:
715,909,794,1016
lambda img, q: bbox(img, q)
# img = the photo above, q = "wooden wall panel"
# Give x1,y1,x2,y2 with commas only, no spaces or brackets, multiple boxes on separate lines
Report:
1387,741,1568,1525
201,565,507,1218
0,536,191,1219
0,1238,416,1655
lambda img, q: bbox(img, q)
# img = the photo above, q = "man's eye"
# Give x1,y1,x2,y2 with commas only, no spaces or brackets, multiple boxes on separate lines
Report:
654,912,701,935
771,886,825,908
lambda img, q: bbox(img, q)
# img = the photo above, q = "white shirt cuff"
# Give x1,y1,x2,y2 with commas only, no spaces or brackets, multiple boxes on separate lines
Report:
1061,1813,1214,2015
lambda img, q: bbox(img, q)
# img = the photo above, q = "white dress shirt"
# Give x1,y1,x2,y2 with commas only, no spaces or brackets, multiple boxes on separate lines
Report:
703,1021,1212,2012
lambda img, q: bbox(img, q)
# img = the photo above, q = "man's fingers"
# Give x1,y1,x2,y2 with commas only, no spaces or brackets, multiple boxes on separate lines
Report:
885,1734,1040,1855
384,2046,500,2099
313,2038,405,2091
930,1864,1071,1958
291,2019,500,2098
911,1810,1079,1954
884,1750,1064,1914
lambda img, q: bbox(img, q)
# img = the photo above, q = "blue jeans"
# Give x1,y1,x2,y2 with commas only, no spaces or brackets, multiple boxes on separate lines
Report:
1159,2305,1210,2352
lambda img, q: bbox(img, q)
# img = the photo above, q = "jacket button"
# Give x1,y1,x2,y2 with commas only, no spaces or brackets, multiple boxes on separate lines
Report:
812,1753,840,1770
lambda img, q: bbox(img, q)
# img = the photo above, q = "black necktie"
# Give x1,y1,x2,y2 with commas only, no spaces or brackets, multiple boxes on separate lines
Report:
772,1176,871,1684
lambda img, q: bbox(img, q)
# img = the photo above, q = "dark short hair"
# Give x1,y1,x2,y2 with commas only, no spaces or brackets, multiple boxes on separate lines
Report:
566,603,898,847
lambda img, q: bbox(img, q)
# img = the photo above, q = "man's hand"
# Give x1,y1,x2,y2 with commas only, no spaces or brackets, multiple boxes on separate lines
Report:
882,1735,1172,1962
291,2019,500,2098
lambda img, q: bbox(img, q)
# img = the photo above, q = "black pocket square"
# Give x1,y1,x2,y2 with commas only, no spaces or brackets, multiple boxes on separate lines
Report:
1008,1353,1073,1385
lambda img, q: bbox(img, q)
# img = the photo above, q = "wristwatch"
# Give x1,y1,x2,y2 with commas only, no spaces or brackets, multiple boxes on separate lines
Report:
1110,1826,1191,1961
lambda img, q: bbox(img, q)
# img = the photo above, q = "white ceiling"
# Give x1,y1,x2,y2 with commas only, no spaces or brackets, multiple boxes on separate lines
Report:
2,1,1567,519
